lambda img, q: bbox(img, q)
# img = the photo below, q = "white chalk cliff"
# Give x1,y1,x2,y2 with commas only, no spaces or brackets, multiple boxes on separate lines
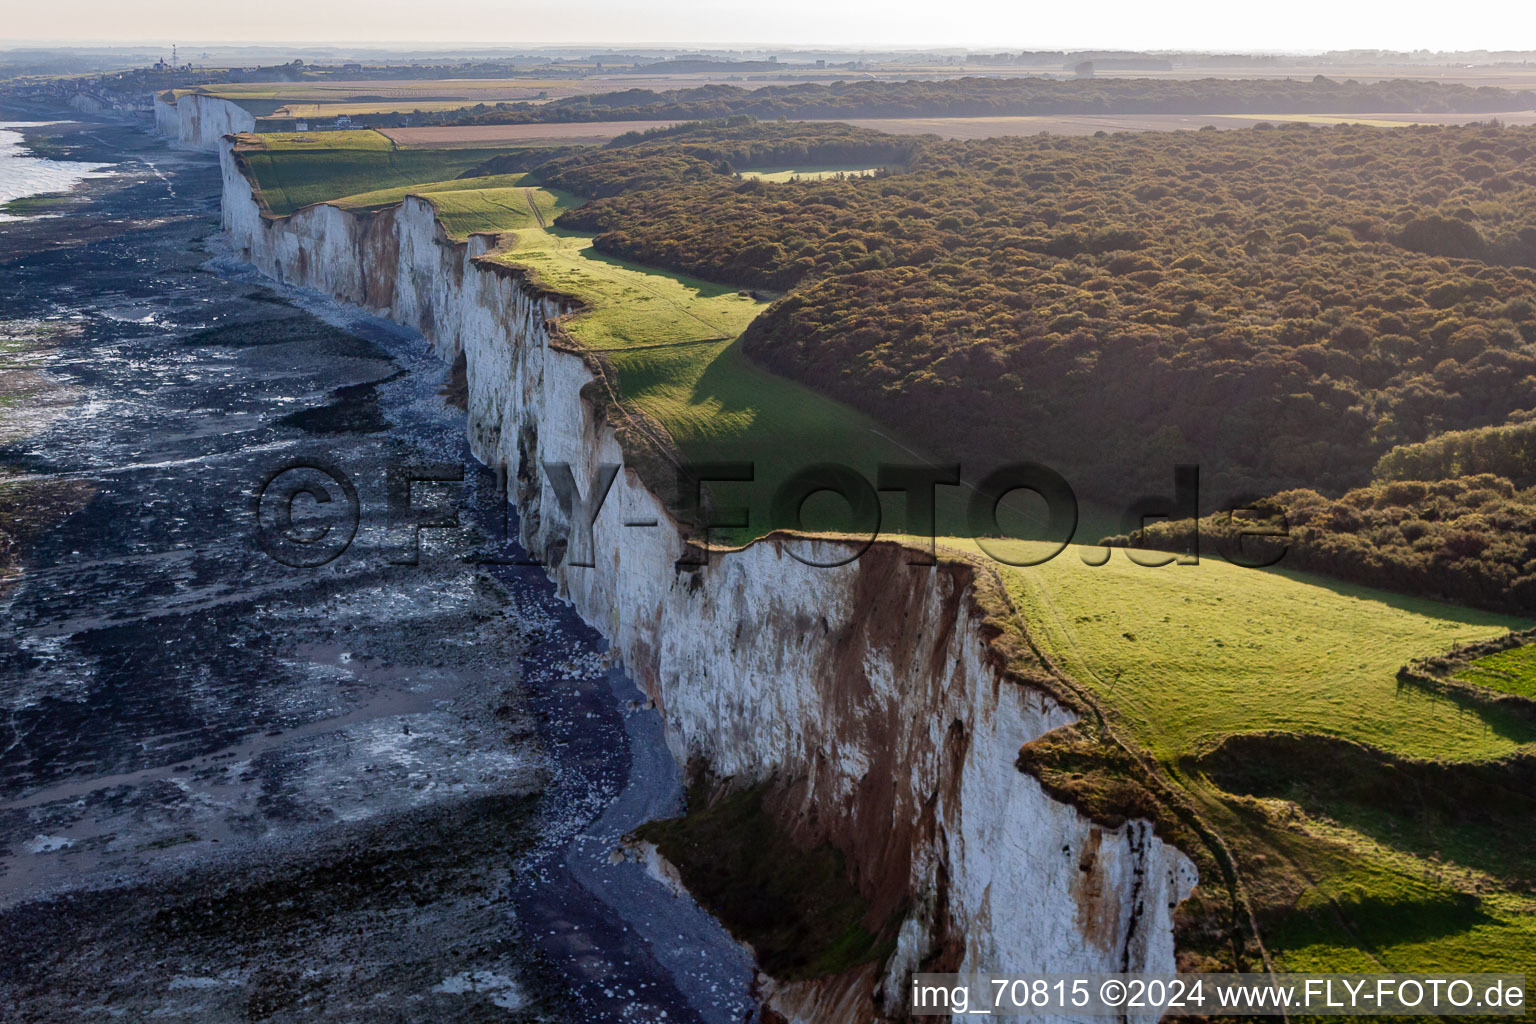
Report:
155,91,256,151
193,105,1198,1022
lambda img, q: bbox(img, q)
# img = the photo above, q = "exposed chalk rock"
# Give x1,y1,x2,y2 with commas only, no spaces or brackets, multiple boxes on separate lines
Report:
156,93,255,152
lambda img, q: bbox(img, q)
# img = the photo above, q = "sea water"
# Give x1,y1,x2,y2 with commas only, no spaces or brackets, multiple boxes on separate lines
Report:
0,122,112,221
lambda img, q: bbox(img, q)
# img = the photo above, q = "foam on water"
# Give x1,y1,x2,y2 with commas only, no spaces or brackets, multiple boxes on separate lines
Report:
0,123,113,221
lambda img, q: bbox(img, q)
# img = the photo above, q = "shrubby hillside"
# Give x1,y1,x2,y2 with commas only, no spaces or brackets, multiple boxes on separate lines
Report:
1120,415,1536,614
555,122,1536,506
530,117,922,197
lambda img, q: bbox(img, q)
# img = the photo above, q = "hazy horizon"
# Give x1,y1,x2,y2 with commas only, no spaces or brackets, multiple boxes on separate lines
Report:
3,0,1532,56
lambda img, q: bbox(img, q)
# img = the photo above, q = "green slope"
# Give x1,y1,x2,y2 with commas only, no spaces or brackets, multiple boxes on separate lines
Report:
237,131,513,215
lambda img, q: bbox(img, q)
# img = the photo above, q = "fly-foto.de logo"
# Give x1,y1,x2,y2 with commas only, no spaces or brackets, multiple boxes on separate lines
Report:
250,458,1290,571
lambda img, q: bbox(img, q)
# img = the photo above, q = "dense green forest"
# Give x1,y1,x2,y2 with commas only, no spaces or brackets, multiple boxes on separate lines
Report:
433,76,1536,125
551,121,1536,507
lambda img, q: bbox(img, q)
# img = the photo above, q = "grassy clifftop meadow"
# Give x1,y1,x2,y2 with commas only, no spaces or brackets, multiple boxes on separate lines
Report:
232,111,1536,993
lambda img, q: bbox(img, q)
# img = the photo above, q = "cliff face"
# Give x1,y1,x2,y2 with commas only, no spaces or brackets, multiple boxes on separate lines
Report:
156,94,254,151
213,136,1198,1022
153,93,179,139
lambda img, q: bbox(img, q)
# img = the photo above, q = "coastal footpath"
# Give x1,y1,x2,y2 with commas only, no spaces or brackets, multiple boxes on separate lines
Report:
157,92,1198,1023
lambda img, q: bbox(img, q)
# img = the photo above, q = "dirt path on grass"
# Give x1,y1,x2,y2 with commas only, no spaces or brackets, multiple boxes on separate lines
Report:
523,186,547,229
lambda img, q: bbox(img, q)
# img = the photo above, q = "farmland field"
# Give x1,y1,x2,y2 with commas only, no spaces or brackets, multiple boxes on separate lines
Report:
187,64,1536,111
975,540,1529,762
196,75,856,107
180,65,1536,136
194,79,578,112
370,111,1536,148
178,80,566,123
194,80,560,101
981,62,1536,88
271,99,555,118
194,73,886,119
257,130,394,151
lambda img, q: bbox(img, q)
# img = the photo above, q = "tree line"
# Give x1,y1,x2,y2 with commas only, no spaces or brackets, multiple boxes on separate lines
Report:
1374,418,1536,487
430,76,1536,126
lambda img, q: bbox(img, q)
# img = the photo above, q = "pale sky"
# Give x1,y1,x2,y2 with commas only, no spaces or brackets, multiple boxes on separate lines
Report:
3,0,1531,53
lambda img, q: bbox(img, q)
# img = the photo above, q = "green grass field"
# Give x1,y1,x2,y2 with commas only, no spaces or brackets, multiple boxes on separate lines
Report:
1456,643,1536,699
256,130,395,152
236,132,513,215
980,542,1529,762
328,174,561,238
494,214,763,350
329,172,524,205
